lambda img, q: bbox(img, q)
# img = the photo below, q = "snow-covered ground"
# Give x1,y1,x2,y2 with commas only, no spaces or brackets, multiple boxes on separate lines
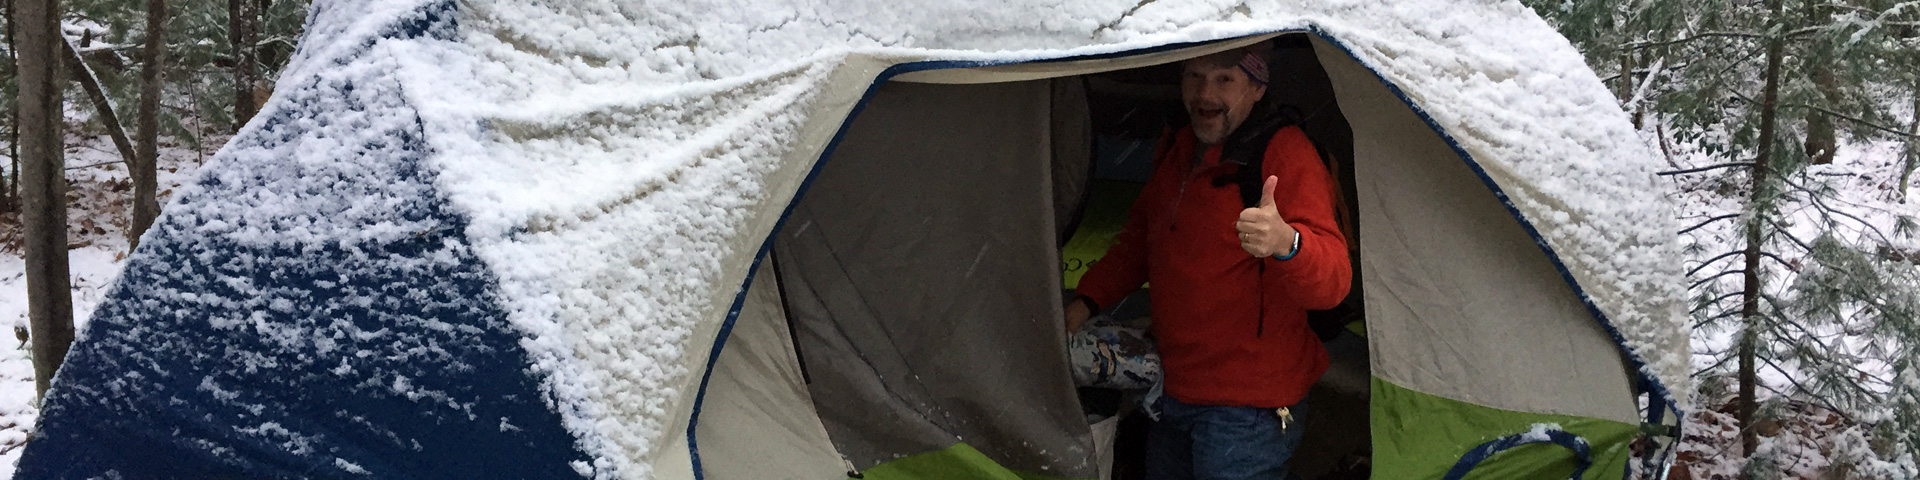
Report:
1660,98,1920,477
0,125,221,476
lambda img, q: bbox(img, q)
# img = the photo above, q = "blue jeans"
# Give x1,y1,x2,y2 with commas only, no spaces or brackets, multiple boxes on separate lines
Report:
1145,395,1308,480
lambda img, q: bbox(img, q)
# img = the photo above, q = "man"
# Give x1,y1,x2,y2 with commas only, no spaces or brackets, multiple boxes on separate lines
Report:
1065,43,1352,480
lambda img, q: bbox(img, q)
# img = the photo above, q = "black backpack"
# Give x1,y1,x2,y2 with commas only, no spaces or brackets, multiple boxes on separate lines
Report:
1212,103,1364,342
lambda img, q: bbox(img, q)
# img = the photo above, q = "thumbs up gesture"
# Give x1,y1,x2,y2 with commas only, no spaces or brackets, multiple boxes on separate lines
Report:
1236,175,1298,258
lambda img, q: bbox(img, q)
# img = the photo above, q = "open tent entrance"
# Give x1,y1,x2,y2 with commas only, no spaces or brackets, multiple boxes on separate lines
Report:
691,31,1648,480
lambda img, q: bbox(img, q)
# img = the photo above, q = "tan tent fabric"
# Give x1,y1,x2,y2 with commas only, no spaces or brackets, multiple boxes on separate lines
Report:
892,34,1280,85
1314,37,1639,424
773,79,1096,477
693,258,846,480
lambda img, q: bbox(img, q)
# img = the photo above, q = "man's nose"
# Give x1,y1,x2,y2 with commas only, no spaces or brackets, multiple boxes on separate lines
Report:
1195,80,1218,99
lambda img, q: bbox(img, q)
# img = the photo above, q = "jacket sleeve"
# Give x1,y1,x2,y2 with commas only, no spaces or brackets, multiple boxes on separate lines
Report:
1073,135,1174,312
1263,127,1353,310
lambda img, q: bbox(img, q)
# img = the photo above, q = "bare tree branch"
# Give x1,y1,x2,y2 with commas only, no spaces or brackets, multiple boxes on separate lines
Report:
1661,162,1756,176
61,36,135,166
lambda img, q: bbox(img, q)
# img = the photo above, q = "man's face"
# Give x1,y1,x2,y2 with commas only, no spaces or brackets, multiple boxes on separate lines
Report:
1182,58,1267,145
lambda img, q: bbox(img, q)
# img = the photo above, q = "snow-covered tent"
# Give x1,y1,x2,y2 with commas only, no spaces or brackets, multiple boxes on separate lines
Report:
19,0,1691,479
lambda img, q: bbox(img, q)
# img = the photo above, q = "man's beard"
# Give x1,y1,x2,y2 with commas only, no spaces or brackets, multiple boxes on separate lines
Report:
1189,103,1230,144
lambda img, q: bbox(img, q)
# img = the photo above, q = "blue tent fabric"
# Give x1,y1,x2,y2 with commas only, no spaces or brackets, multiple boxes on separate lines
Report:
16,2,592,477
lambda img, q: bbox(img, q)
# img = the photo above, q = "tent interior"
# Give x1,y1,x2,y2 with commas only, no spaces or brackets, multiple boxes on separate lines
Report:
691,31,1644,480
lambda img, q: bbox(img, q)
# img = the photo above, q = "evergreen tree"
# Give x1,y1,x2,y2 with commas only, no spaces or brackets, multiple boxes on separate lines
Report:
1528,0,1920,475
63,0,306,147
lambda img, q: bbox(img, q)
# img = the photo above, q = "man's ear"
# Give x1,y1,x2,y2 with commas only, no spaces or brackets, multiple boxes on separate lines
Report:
1253,83,1268,102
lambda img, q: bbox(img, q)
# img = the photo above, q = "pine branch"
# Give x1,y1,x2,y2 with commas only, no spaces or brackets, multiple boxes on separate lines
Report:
1660,162,1756,176
1689,250,1749,276
1622,25,1829,51
1598,63,1693,83
1692,269,1748,289
1759,250,1794,270
1693,355,1736,378
1771,312,1897,389
1779,176,1902,246
1681,213,1742,235
1693,309,1746,330
1694,292,1746,313
1624,31,1767,50
1762,216,1816,254
1781,103,1918,139
1763,331,1888,413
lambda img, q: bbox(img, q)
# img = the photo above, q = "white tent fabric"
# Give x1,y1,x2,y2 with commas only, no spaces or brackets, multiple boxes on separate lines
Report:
287,0,1699,476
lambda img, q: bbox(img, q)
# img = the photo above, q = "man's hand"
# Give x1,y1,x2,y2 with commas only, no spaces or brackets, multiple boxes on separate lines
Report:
1236,175,1297,258
1064,296,1092,334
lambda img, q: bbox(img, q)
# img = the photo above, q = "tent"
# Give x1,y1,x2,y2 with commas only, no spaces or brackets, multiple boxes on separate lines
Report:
18,0,1691,479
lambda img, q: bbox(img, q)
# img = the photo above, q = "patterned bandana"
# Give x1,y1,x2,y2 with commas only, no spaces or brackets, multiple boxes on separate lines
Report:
1237,51,1270,85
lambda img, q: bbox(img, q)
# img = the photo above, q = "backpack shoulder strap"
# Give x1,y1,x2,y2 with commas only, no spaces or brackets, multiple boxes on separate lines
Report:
1219,105,1303,209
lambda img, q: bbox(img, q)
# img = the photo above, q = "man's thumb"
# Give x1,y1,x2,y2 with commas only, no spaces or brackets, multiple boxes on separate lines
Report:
1259,175,1279,208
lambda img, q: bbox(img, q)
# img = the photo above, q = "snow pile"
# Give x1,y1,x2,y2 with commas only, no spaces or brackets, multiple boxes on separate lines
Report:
18,0,1690,477
1521,422,1571,443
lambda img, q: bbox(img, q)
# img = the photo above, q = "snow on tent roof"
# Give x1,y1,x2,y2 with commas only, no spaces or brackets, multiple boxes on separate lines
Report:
21,0,1688,478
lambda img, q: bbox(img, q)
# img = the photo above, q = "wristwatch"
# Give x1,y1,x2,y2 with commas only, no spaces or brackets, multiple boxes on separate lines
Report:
1273,230,1301,261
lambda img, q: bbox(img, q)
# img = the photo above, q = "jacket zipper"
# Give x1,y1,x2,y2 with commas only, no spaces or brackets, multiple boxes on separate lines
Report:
1168,146,1213,231
1171,145,1266,338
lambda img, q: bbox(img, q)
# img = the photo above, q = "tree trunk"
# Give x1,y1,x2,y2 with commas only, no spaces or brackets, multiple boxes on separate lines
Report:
61,37,136,166
5,0,19,214
17,0,73,401
1740,0,1788,467
1903,87,1919,202
1618,50,1634,106
1804,0,1837,165
130,0,164,248
228,0,257,129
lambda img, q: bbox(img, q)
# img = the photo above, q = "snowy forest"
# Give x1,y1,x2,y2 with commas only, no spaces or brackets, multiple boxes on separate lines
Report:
1519,0,1920,477
0,0,311,473
0,0,1917,478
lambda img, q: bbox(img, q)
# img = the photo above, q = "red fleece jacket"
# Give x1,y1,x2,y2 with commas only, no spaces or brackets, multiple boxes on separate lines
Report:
1076,125,1351,409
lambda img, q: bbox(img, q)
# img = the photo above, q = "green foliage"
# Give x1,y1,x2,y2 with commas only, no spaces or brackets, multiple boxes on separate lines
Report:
62,0,310,143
